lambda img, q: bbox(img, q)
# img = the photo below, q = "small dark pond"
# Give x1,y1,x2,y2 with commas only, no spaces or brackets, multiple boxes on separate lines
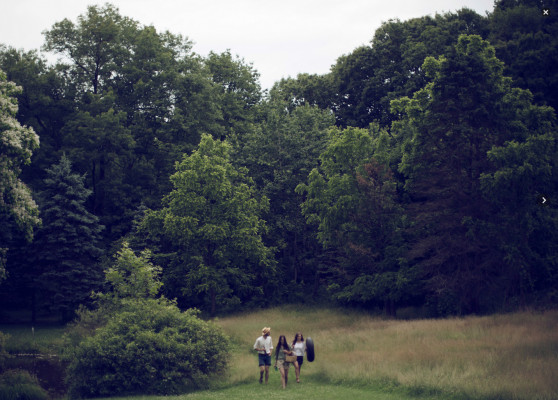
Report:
3,354,67,399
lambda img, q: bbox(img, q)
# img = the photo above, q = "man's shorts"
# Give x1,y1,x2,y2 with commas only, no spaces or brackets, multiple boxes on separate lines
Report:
258,353,271,366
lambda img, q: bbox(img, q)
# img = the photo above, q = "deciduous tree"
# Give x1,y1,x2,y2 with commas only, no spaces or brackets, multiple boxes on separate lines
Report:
144,134,275,315
297,125,409,314
0,69,40,280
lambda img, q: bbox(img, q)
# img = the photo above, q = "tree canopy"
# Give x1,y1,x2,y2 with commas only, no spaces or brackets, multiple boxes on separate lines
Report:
0,69,40,280
1,0,557,319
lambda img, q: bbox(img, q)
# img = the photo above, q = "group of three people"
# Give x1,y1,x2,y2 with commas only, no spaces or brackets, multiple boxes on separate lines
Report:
253,327,307,388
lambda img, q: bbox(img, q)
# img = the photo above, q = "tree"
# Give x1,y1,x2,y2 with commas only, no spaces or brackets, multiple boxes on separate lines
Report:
269,73,335,113
235,100,334,297
0,69,40,280
42,4,138,95
392,35,557,314
102,242,163,301
297,125,410,314
41,4,218,240
330,8,489,128
144,134,275,315
488,0,558,112
60,92,135,232
63,242,230,397
205,50,262,140
30,155,104,321
0,46,75,197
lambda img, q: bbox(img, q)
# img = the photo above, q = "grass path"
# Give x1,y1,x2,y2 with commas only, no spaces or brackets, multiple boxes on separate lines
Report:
100,378,440,400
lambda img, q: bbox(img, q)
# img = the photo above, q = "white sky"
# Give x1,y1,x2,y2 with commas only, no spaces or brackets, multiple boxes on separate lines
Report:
0,0,495,90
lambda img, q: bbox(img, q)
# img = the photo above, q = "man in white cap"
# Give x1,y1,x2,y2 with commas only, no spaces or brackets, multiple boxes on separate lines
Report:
253,327,273,384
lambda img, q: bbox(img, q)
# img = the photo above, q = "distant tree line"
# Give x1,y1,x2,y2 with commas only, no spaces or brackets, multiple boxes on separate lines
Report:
1,0,557,320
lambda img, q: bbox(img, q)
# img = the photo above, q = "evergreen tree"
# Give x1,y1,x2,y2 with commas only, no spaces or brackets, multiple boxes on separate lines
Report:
392,35,557,314
32,155,104,321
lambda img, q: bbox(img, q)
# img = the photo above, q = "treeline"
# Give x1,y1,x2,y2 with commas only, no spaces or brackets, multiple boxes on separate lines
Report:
1,0,557,320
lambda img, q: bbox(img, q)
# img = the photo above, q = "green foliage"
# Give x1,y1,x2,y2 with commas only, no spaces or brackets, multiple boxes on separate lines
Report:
0,325,65,354
235,100,334,294
205,50,262,140
269,73,336,112
102,242,163,300
0,370,48,400
330,8,489,128
297,125,410,312
63,241,163,348
29,155,104,321
392,35,558,314
64,299,230,398
63,241,230,398
489,0,558,112
144,134,275,315
37,3,225,240
0,69,40,279
2,1,558,319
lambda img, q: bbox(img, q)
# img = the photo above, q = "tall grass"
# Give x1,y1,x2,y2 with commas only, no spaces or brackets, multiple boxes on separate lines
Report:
0,325,65,354
216,306,558,400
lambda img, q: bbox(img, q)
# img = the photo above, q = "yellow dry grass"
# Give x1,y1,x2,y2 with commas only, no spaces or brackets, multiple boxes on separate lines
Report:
215,306,558,400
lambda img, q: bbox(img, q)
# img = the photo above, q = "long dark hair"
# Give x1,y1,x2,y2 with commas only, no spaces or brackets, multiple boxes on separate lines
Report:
276,335,288,360
292,332,304,347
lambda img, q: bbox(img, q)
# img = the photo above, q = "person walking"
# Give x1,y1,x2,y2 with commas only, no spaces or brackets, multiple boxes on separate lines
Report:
253,327,273,384
274,335,294,389
292,332,306,383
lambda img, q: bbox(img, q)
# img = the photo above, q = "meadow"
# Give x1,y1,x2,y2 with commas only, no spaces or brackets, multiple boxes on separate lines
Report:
3,307,558,399
214,306,558,400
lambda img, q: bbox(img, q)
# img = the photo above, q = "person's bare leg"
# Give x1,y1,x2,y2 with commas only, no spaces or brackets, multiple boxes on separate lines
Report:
264,365,270,384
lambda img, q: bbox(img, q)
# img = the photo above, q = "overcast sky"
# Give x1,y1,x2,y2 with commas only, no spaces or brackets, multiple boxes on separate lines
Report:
1,0,496,90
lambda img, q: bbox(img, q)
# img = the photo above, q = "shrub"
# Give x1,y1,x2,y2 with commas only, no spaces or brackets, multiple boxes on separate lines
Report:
0,370,48,400
64,298,230,398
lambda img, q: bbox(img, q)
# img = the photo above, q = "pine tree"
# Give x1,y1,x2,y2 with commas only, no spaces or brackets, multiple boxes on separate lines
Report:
32,155,104,321
392,35,557,314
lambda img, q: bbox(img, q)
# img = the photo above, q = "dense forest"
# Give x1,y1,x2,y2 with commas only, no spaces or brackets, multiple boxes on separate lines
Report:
1,0,557,321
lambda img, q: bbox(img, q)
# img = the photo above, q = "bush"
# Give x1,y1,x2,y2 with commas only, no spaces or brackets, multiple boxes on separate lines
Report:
64,298,230,398
0,370,48,400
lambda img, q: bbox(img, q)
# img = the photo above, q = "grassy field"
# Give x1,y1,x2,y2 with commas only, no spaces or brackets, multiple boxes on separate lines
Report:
3,307,558,399
215,306,558,400
0,324,65,354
